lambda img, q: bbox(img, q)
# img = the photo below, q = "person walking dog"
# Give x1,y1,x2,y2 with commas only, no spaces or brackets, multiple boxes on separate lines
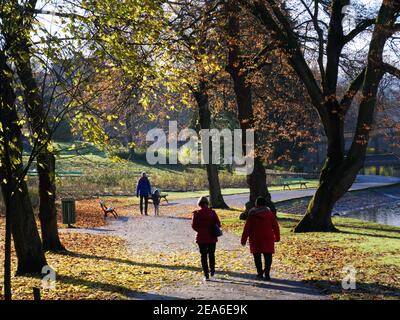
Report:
191,196,222,281
241,196,280,281
136,172,152,215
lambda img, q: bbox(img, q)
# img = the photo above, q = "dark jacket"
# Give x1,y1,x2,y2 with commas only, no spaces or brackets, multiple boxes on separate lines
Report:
136,177,152,197
192,207,221,244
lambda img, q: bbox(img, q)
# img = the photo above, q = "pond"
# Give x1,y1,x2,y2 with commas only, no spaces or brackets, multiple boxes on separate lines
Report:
276,184,400,228
343,201,400,227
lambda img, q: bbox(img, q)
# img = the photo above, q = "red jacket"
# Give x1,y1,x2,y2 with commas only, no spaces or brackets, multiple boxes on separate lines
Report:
192,207,221,244
241,207,280,254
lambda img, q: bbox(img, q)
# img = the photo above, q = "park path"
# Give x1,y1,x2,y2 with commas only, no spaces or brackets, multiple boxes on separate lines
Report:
70,211,327,300
173,175,400,208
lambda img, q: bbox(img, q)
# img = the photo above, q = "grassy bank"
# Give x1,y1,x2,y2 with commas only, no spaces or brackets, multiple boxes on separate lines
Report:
218,209,400,299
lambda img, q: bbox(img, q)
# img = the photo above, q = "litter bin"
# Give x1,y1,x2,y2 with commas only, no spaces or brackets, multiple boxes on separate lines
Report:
61,198,76,227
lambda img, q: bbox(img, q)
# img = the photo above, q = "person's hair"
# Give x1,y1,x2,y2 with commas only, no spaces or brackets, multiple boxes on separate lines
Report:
255,196,267,207
197,196,209,207
141,172,146,177
245,201,253,210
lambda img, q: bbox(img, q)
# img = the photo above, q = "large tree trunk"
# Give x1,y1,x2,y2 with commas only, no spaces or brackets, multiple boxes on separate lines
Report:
294,154,363,232
1,179,48,274
13,40,65,252
1,52,14,300
194,81,228,209
0,53,47,274
294,0,397,232
225,1,274,210
37,151,65,251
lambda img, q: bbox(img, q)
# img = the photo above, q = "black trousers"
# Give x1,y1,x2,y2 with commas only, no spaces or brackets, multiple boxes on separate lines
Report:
139,195,148,215
198,244,216,277
253,253,272,277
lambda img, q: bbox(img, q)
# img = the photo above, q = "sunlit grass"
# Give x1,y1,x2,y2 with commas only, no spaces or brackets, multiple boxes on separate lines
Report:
217,208,400,299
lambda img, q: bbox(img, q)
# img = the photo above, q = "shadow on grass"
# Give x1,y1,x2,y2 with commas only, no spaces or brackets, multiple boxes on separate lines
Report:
58,250,400,299
338,229,400,240
334,222,400,234
276,216,300,225
304,279,400,298
56,274,183,300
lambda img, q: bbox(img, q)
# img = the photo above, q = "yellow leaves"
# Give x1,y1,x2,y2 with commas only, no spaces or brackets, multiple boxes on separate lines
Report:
17,119,26,127
106,114,117,122
46,143,54,153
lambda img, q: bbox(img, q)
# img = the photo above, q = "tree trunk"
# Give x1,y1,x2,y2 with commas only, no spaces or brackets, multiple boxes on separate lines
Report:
0,52,47,275
225,1,274,209
0,51,14,300
3,189,12,300
37,151,65,251
1,179,48,274
294,160,341,232
206,163,228,209
13,40,64,252
125,111,135,160
294,155,362,232
294,0,398,232
193,81,228,209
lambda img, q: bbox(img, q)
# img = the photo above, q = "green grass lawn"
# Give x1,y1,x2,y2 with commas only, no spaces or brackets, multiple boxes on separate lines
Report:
218,208,400,300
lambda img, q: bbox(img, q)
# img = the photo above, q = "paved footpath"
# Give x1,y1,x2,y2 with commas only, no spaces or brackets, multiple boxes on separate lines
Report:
104,214,327,300
175,175,400,208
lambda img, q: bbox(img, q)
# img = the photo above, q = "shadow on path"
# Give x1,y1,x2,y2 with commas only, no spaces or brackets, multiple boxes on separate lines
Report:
60,250,400,299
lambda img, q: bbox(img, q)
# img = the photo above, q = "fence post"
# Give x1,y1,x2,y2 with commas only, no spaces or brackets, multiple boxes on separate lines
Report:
33,287,41,300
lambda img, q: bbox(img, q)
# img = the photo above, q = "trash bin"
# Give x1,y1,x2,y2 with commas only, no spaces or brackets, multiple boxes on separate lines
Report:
61,198,76,227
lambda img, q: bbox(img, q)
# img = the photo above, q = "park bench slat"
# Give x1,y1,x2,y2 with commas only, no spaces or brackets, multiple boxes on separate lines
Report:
282,177,308,190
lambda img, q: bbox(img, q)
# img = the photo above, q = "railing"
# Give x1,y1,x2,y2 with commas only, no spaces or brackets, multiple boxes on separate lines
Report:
27,170,83,177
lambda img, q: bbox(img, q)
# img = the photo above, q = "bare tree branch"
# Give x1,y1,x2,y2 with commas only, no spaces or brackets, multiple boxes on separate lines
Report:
382,62,400,79
343,18,375,44
340,68,366,115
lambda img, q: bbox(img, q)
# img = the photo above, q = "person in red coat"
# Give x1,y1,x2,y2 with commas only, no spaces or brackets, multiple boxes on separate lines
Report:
241,197,280,280
192,196,222,280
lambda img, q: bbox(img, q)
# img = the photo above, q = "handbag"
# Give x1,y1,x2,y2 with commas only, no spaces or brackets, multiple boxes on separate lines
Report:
212,224,223,237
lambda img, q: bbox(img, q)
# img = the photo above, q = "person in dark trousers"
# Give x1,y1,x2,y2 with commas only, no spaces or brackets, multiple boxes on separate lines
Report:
136,172,152,215
191,196,221,281
241,196,280,280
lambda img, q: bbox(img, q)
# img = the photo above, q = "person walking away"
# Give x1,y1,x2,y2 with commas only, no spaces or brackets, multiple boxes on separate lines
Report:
191,196,222,281
136,172,152,215
151,189,161,216
241,196,280,280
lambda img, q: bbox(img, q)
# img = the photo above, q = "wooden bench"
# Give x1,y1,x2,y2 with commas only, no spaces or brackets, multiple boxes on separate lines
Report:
160,193,169,203
282,178,308,190
99,201,119,218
